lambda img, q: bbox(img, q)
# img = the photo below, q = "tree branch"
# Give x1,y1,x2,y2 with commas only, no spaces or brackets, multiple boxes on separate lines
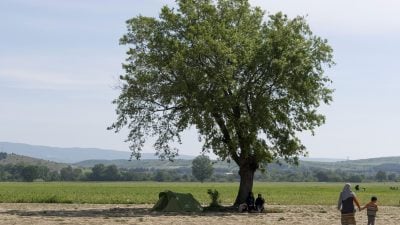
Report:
211,112,239,163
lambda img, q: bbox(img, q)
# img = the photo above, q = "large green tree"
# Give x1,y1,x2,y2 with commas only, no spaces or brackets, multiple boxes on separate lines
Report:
192,155,214,182
110,0,333,205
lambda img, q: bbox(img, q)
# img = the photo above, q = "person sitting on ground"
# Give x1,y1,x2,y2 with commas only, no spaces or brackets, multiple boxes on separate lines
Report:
246,192,255,212
255,193,265,212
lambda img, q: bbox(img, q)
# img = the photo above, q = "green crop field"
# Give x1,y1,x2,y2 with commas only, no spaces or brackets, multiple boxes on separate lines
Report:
0,182,399,206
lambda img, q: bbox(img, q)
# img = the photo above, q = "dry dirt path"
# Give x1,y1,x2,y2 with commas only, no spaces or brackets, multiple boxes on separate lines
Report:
0,203,399,225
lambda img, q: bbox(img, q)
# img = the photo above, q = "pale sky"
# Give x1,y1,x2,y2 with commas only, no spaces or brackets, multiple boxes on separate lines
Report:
1,0,400,160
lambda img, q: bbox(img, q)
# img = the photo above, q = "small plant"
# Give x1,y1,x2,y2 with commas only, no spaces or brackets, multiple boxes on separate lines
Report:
207,189,221,208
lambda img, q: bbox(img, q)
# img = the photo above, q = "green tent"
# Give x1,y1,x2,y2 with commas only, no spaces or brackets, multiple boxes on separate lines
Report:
152,190,203,212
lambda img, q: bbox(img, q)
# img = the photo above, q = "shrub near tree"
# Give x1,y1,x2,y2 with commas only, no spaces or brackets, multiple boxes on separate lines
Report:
376,170,387,182
110,0,334,204
20,165,39,182
207,189,221,208
0,152,7,160
192,155,214,182
89,164,121,181
60,166,83,181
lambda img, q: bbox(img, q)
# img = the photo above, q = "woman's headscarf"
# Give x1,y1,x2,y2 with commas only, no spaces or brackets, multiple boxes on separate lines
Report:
337,183,355,209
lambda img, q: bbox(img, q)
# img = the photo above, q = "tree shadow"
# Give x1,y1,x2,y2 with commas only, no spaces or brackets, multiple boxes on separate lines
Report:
3,207,149,218
1,206,269,218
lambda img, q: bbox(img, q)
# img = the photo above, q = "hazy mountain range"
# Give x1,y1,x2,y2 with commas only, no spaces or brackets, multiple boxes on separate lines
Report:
1,142,400,178
0,142,194,163
1,142,398,169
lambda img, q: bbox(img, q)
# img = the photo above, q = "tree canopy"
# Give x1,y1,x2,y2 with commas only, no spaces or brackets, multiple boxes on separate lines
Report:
192,155,214,182
110,0,334,204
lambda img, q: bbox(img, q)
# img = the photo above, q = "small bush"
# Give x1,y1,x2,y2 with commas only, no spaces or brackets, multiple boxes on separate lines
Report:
207,189,221,208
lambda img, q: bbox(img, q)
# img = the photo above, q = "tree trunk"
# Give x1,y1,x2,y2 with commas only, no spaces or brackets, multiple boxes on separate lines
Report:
234,166,256,206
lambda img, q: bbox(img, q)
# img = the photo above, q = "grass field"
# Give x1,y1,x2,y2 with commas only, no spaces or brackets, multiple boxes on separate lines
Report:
0,182,399,206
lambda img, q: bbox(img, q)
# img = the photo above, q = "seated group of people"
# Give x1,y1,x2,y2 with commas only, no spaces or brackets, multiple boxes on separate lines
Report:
239,192,265,212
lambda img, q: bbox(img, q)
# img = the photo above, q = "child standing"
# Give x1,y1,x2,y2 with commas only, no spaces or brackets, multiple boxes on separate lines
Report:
361,196,378,225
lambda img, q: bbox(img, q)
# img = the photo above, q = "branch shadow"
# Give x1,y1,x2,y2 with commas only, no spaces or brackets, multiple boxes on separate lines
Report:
1,206,268,218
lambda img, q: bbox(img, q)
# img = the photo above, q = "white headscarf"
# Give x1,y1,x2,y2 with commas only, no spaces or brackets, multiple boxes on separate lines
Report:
337,183,356,209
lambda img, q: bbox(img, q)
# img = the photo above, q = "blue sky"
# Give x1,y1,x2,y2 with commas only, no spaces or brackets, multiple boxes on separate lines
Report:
1,0,400,159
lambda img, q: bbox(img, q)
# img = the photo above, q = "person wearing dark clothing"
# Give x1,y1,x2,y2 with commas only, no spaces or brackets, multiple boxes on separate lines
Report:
338,183,361,225
246,192,255,211
255,193,265,212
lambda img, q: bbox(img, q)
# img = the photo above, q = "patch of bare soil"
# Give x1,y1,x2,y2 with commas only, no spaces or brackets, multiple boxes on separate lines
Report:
0,203,399,225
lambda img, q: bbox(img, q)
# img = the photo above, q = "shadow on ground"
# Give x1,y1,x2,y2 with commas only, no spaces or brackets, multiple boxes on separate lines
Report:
1,207,273,218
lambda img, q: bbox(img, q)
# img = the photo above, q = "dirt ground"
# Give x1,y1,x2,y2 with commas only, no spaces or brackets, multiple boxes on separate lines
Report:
0,203,399,225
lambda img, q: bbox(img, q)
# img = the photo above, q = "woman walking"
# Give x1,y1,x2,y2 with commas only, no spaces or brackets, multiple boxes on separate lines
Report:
338,183,361,225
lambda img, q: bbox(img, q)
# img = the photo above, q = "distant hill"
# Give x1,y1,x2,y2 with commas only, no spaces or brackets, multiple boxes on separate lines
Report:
300,157,346,162
75,159,193,169
74,158,239,171
0,142,194,163
292,156,400,176
336,156,400,165
0,152,66,171
2,142,400,175
74,156,400,172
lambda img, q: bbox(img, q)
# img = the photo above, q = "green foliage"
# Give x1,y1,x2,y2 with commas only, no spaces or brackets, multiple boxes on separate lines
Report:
0,152,7,160
192,155,214,182
388,173,397,181
1,158,400,182
207,189,221,207
376,170,387,182
60,166,83,181
89,164,121,181
20,165,39,182
153,170,171,182
110,0,334,169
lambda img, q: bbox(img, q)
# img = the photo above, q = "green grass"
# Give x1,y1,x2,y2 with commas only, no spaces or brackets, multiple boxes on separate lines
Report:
0,182,399,206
